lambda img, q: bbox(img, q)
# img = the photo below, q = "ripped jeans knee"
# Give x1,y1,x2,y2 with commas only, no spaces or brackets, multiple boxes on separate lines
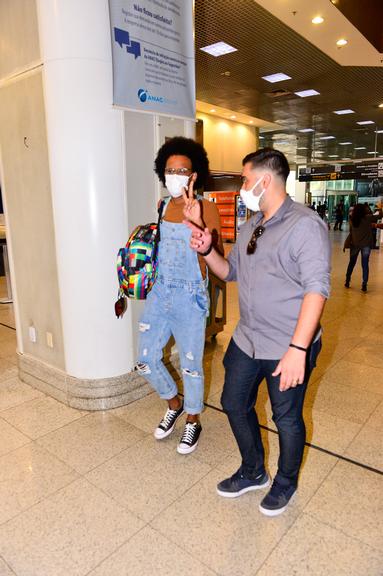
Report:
135,361,152,375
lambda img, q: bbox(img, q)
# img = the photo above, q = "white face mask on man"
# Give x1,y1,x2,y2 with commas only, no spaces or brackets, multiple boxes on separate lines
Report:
165,174,190,198
240,176,265,212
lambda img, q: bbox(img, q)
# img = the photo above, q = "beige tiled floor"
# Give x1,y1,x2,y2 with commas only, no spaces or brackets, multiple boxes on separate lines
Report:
0,231,382,576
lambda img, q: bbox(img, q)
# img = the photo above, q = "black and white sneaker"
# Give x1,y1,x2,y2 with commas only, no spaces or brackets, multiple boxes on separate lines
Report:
154,403,184,440
177,421,202,454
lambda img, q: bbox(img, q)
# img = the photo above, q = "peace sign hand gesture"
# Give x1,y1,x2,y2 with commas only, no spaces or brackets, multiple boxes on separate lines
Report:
182,173,203,227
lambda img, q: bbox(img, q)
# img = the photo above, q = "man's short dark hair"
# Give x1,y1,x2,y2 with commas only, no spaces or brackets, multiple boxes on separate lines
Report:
242,148,290,183
154,136,209,189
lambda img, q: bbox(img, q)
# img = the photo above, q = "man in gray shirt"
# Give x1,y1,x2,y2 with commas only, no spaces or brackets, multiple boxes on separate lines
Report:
185,148,331,516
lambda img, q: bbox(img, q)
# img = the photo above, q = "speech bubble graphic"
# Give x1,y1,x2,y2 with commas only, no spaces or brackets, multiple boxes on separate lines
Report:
114,27,130,49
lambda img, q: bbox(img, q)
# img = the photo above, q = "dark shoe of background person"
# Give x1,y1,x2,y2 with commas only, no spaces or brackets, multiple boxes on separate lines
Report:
344,279,350,288
259,480,296,517
177,421,202,454
217,468,270,498
361,283,367,292
154,403,184,440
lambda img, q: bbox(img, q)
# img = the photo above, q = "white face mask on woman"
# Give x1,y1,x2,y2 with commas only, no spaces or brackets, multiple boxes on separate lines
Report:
165,174,190,198
240,176,265,212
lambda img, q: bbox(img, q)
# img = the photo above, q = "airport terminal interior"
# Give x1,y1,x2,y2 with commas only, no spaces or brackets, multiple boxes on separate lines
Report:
0,1,383,575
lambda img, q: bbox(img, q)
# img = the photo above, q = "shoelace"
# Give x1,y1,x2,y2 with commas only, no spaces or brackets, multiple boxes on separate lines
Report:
180,422,197,444
161,408,178,428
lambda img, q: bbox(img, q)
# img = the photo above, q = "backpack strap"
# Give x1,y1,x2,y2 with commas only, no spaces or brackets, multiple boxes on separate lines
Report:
152,197,170,262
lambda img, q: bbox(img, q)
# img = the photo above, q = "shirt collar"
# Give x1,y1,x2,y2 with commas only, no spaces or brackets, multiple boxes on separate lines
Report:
252,195,292,227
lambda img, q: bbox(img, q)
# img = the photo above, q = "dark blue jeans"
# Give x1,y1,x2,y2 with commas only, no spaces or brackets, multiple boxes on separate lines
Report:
346,246,371,285
221,338,321,488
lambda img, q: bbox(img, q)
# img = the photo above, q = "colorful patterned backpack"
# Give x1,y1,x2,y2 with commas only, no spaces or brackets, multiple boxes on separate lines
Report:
115,199,168,317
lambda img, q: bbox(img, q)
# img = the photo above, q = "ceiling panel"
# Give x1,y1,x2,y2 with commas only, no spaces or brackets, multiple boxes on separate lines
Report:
195,0,383,165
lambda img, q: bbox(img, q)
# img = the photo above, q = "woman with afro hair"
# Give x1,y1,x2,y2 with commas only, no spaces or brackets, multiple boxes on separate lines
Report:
135,136,222,454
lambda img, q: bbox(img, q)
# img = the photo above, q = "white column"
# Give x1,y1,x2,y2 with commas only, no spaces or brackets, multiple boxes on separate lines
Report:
36,0,132,379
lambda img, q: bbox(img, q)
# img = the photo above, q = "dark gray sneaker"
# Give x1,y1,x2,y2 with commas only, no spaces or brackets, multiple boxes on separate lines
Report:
259,480,296,516
154,403,184,440
217,468,270,498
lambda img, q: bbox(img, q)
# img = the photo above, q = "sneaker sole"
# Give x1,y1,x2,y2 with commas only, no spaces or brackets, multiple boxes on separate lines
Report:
216,478,270,498
177,438,199,454
259,491,296,517
154,410,184,440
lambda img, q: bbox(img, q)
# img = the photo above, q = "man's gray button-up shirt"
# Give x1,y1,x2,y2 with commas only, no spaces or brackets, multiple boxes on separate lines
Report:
226,196,331,360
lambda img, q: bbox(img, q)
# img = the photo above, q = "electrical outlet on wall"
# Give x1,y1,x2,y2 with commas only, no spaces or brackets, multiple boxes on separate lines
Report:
46,332,54,348
28,326,37,343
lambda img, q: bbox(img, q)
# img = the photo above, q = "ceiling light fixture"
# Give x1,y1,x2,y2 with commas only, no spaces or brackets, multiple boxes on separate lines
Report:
319,136,335,140
230,115,236,119
329,155,339,158
376,130,383,134
357,120,374,125
210,109,216,113
312,16,324,24
298,128,314,133
354,147,366,150
200,42,237,57
333,109,355,115
249,120,254,124
339,141,352,145
336,38,348,47
262,72,292,83
297,147,308,150
295,89,320,97
368,151,377,154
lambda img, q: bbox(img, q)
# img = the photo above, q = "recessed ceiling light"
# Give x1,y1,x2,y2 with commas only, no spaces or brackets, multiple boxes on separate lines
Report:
319,136,335,140
312,16,324,24
249,120,254,124
376,130,383,134
297,147,308,150
298,128,314,133
230,115,236,119
315,151,325,154
354,147,366,150
328,155,339,158
259,135,265,139
368,151,377,155
357,120,374,125
342,157,351,160
200,42,237,57
295,89,320,97
336,38,348,47
333,109,355,115
262,72,292,83
339,141,352,145
209,109,216,113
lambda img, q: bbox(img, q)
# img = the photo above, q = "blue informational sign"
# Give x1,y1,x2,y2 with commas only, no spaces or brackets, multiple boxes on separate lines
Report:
109,0,195,119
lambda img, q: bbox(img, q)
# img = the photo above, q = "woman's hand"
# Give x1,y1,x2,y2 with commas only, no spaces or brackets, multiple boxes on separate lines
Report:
182,173,203,227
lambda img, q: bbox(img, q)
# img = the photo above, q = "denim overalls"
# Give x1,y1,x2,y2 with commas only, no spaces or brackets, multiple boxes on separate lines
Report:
136,209,209,415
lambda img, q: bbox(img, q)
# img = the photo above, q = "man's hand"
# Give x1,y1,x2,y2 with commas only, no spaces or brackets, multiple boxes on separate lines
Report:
184,220,212,254
272,347,306,392
182,173,203,227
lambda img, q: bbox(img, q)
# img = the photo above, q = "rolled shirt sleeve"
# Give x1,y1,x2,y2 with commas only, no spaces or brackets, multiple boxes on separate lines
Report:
225,241,239,282
290,217,331,298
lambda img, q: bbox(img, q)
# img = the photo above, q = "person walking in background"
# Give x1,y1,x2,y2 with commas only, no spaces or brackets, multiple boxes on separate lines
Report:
135,137,222,454
186,148,331,516
344,203,383,292
333,203,344,230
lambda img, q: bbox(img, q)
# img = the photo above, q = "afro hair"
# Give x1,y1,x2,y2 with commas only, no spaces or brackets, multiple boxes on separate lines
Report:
154,136,210,190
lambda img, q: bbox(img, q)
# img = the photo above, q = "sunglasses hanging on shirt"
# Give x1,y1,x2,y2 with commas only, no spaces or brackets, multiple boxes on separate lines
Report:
247,225,265,255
